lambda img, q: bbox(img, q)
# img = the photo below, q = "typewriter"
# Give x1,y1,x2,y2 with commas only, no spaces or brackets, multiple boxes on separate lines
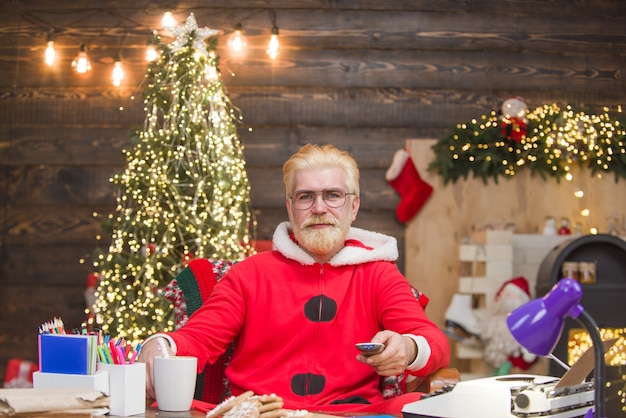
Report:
402,374,594,418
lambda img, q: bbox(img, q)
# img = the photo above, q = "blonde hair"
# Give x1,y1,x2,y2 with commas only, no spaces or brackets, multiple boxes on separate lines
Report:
283,144,360,197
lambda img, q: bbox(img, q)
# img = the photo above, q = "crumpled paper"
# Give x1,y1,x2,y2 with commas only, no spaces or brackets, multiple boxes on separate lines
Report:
0,387,108,417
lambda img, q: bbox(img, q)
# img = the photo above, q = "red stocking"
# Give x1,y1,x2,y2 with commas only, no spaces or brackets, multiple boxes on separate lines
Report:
386,149,433,223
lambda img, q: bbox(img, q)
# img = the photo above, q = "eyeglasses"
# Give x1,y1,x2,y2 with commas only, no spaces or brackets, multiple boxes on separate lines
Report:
289,189,355,210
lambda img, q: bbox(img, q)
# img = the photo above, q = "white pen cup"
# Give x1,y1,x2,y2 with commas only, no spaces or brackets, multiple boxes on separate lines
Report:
153,356,198,411
97,362,146,416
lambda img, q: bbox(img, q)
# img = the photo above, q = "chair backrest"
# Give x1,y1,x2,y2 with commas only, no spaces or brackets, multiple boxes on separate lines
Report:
164,258,238,403
164,257,432,403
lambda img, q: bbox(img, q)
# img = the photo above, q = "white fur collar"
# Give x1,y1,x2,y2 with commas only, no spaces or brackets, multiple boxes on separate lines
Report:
272,221,398,266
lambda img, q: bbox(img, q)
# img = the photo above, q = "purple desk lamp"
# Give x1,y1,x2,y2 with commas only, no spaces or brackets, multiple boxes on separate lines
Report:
506,278,606,418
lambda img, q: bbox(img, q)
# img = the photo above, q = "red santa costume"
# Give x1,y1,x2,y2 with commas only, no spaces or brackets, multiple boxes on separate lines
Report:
158,221,450,414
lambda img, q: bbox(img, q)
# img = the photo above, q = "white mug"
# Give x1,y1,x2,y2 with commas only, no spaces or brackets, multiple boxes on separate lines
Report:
153,356,198,411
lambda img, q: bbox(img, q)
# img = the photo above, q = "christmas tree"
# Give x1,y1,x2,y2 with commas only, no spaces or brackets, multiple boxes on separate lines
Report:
93,14,253,342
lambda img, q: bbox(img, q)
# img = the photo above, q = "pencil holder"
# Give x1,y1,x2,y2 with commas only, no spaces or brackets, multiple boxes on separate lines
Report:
32,370,109,394
97,362,146,416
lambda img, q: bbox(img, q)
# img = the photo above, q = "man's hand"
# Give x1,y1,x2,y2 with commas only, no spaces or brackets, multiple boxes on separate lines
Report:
137,337,174,399
356,330,417,376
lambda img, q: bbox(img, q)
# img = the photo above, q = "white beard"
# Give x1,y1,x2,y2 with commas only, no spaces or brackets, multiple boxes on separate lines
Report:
293,215,350,256
477,310,522,368
297,225,342,254
476,287,531,368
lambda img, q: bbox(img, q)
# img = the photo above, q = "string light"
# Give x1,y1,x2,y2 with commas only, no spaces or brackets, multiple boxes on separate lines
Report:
227,23,247,52
161,11,176,28
71,43,91,74
266,10,279,60
39,9,283,81
146,30,160,62
145,44,158,62
267,26,279,60
44,40,56,66
111,59,124,87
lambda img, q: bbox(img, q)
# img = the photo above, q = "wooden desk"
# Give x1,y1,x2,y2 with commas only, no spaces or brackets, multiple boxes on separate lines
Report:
110,404,204,418
112,405,343,418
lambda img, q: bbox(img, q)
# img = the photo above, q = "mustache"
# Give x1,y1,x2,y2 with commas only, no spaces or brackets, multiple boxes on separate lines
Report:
302,215,338,228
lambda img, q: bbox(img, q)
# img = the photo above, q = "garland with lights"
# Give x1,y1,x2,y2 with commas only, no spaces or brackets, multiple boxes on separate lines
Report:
428,100,626,185
92,14,254,342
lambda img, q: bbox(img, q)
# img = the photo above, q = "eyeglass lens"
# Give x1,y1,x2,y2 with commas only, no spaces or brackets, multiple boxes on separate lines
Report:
291,190,350,209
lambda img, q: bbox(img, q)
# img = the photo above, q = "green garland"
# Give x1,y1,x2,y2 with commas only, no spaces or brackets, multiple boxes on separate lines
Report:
428,104,626,184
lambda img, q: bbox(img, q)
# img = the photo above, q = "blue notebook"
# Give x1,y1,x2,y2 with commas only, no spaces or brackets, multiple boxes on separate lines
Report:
38,334,97,375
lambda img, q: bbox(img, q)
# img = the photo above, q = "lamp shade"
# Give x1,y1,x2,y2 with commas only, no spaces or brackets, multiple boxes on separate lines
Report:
506,278,584,356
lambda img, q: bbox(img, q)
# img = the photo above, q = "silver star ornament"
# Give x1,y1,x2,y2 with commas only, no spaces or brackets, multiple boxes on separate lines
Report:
167,13,219,56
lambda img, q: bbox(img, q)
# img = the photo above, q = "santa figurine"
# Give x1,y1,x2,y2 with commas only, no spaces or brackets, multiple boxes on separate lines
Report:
500,96,529,142
477,276,538,375
558,218,571,235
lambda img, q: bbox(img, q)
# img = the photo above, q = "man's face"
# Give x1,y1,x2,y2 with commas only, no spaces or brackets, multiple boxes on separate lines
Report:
287,167,360,259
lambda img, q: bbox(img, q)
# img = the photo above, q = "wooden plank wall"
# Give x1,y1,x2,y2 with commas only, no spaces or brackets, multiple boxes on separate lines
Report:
0,0,624,382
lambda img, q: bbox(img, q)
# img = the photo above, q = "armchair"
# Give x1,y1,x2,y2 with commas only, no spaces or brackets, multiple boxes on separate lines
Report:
164,258,459,404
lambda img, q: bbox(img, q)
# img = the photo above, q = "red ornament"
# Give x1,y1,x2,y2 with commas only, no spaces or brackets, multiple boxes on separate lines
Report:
182,251,194,266
85,272,100,332
141,243,157,257
86,272,99,288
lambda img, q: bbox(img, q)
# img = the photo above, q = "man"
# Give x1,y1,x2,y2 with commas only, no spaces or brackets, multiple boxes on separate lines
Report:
139,144,450,414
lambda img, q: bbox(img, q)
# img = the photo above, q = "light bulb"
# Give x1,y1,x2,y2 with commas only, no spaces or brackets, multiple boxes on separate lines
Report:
228,24,247,52
205,64,218,81
204,51,219,81
112,60,124,86
71,44,91,74
161,11,176,28
267,27,279,60
146,44,158,62
45,40,56,66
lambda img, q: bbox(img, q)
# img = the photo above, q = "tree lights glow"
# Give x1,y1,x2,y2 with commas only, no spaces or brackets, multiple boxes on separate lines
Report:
93,14,253,343
429,103,626,185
